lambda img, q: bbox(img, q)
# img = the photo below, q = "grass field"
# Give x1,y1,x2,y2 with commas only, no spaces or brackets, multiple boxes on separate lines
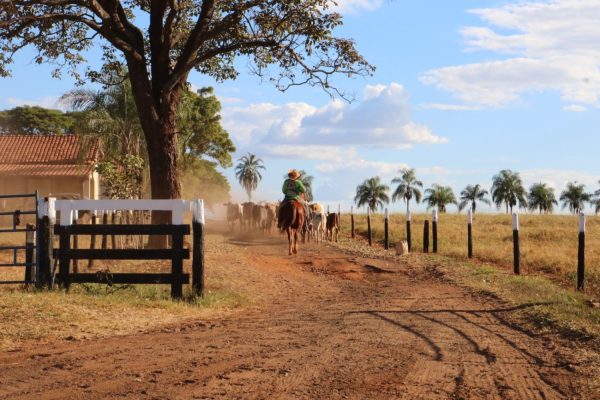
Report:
343,212,600,299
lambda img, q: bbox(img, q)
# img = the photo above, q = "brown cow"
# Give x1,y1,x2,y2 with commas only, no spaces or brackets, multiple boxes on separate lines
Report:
241,202,254,230
222,202,243,231
252,203,268,232
264,202,278,234
326,212,339,242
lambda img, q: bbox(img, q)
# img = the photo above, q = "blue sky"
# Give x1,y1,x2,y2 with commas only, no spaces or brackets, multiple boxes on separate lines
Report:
1,0,599,213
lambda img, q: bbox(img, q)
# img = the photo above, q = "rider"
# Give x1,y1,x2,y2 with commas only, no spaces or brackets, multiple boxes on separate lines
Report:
278,169,308,227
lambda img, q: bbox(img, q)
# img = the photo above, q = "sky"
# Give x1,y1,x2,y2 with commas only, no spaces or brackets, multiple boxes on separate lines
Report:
1,0,600,213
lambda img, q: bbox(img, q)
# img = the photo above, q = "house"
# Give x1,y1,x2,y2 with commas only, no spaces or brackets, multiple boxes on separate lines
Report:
0,135,100,213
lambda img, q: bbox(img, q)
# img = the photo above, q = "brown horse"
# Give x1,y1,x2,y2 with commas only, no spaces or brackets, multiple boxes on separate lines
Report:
278,200,305,255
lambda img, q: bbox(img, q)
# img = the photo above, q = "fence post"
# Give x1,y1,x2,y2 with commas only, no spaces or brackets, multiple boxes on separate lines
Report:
72,210,79,273
367,207,372,246
467,209,473,258
24,223,35,286
101,211,109,249
37,198,54,289
192,199,205,297
406,210,412,252
512,212,520,275
171,226,184,300
384,208,389,250
88,210,97,269
432,209,438,253
423,220,429,253
57,200,72,289
351,206,355,239
577,212,585,291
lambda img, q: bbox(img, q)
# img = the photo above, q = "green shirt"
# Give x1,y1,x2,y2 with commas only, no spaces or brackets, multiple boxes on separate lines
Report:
282,178,306,201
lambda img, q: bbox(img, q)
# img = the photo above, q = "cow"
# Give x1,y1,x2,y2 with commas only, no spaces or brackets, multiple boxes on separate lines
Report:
326,212,340,242
223,202,243,231
264,202,278,234
309,203,326,243
241,202,254,230
253,203,268,232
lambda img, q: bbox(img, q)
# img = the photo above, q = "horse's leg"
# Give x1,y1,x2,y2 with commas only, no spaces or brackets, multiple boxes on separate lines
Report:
287,227,293,255
293,228,298,254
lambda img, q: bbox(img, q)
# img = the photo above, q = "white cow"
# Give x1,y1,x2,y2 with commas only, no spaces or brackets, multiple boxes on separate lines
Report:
309,203,326,244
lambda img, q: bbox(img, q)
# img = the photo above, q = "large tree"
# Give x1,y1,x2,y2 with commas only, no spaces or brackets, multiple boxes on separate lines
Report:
0,1,372,203
0,105,76,135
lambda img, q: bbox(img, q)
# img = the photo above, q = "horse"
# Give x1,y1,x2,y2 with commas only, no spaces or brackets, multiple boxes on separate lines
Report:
278,200,305,255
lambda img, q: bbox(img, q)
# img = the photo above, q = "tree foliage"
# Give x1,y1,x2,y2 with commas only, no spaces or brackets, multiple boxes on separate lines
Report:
235,153,265,201
458,184,490,213
559,181,590,214
0,106,76,135
527,183,557,214
424,184,457,213
95,154,145,199
491,169,527,213
354,176,389,213
391,168,422,213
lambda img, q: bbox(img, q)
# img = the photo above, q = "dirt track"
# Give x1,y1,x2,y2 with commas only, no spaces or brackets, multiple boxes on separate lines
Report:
0,231,595,399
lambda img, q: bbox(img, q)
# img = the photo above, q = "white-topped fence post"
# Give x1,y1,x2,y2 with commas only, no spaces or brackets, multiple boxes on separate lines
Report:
577,212,585,291
367,207,372,246
432,209,438,253
37,197,55,288
192,199,205,297
384,208,389,250
467,209,473,258
406,210,412,252
512,212,520,275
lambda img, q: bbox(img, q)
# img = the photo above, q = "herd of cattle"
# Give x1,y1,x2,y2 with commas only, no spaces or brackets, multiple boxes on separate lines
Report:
223,201,340,242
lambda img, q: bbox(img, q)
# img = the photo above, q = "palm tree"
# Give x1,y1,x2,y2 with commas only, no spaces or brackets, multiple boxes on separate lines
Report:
391,168,423,214
491,169,527,213
354,177,390,213
61,79,144,159
560,181,591,214
235,153,265,201
527,183,558,214
423,184,457,213
458,184,491,213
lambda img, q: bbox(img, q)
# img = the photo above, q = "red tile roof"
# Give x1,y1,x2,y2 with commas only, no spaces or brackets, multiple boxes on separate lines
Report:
0,135,98,177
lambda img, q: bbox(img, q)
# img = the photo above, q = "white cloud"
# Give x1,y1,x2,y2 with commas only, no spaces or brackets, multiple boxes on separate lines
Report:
222,82,448,150
422,0,600,108
564,104,587,112
421,103,484,111
4,96,62,110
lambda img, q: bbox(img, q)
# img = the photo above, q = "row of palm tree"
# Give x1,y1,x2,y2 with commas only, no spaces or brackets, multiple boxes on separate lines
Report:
355,168,600,214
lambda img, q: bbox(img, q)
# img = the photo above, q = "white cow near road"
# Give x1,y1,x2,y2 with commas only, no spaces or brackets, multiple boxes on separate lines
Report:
309,203,326,244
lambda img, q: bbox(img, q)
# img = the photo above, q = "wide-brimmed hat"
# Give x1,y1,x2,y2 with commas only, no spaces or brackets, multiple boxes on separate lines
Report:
288,169,301,179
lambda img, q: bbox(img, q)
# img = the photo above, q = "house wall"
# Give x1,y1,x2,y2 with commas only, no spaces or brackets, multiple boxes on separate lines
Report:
0,175,99,225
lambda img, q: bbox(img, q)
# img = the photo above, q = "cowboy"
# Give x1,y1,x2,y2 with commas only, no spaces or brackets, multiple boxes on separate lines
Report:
278,169,308,227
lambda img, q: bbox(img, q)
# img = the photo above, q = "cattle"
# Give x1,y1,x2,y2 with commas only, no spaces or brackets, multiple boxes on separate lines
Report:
241,202,254,230
309,203,326,243
264,202,278,234
223,202,243,231
326,212,340,242
252,203,268,232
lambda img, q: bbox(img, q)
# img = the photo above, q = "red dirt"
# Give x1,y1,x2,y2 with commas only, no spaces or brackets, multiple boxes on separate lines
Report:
0,231,596,399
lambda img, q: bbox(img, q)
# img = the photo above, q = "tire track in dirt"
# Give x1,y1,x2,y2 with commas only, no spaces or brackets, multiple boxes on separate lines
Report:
0,232,594,399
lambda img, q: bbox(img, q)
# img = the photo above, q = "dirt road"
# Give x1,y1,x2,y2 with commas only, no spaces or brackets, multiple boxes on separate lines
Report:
0,232,595,399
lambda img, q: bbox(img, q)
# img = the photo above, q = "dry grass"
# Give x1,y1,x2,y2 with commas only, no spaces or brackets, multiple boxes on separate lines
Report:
0,232,253,350
344,213,600,298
